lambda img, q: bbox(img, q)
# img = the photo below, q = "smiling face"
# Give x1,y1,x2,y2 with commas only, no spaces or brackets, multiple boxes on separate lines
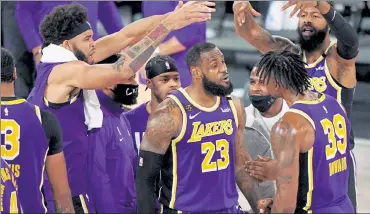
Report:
297,6,329,52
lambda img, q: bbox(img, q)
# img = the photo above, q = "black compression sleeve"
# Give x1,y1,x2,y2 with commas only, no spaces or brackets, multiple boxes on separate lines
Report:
40,109,63,156
323,5,359,60
135,150,163,214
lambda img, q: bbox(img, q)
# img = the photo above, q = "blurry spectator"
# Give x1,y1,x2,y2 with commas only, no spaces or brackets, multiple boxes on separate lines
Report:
265,1,298,31
1,1,35,98
13,1,123,98
142,1,206,88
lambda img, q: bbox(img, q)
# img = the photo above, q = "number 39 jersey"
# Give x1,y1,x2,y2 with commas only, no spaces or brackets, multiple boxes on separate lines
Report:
1,99,49,213
159,88,239,212
289,94,353,213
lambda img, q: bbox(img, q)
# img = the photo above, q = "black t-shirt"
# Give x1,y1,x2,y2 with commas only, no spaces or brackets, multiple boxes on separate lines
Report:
2,97,63,155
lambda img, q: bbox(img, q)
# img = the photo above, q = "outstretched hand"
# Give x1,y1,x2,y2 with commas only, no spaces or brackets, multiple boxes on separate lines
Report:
233,1,261,26
245,155,277,182
170,1,216,30
281,0,319,18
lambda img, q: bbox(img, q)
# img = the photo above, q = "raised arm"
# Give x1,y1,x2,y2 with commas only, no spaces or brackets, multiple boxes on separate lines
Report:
233,1,299,54
135,98,183,213
233,97,261,213
270,114,301,213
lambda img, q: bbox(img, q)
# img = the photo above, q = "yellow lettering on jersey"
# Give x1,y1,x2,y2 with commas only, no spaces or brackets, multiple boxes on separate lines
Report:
329,156,347,176
10,191,18,213
1,168,11,183
309,77,327,93
8,164,20,178
188,119,233,143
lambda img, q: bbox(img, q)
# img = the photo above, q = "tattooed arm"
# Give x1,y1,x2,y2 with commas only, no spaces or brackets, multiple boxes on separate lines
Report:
233,1,299,54
93,14,170,63
270,113,303,213
136,98,182,213
232,97,261,213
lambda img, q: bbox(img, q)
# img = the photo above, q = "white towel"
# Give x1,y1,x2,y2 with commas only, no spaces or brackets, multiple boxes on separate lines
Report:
41,44,103,130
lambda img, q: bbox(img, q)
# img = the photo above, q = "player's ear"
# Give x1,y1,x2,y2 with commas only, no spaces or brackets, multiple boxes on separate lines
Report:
146,79,153,90
13,68,17,81
190,67,202,79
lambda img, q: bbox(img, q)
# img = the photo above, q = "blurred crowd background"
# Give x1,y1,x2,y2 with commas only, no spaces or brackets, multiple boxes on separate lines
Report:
1,1,369,211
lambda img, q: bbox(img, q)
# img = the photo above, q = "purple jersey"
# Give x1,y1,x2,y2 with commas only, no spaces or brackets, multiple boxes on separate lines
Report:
27,63,90,208
161,88,239,212
1,99,48,213
289,94,353,213
124,102,150,155
1,159,22,214
88,91,137,213
305,42,342,102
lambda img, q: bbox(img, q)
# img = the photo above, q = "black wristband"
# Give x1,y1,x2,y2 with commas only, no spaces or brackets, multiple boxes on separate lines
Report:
323,6,336,22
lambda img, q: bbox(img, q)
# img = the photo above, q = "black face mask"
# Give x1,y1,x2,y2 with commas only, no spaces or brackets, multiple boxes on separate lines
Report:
249,95,276,113
111,84,139,105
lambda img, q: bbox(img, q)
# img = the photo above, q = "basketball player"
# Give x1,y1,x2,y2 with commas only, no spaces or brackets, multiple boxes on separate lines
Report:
1,47,73,213
1,158,22,213
256,50,353,213
234,1,358,209
26,2,215,212
87,54,138,213
124,55,181,155
136,42,264,213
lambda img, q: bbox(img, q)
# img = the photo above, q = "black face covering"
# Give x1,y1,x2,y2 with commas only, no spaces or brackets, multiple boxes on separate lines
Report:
249,95,276,113
111,84,139,105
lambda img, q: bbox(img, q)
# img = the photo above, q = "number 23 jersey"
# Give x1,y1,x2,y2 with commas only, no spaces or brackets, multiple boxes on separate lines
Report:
159,88,239,212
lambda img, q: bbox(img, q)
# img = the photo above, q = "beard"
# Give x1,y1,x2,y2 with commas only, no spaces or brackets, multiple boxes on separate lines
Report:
202,74,233,96
298,24,329,53
73,46,89,63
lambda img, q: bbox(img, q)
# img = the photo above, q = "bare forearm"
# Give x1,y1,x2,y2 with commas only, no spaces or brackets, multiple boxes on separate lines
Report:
236,168,260,213
122,20,173,73
53,194,74,213
158,36,186,55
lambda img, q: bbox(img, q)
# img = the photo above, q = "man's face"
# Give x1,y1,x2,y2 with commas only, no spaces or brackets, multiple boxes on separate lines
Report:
297,7,329,52
70,30,95,64
198,48,233,96
149,72,181,103
248,67,270,96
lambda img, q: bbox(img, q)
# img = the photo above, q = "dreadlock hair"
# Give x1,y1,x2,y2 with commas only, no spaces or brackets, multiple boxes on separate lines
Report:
1,47,15,83
256,50,310,95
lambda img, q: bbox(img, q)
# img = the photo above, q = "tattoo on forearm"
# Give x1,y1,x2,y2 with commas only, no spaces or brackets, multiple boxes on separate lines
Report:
54,201,74,213
128,46,155,72
148,24,168,41
112,55,126,72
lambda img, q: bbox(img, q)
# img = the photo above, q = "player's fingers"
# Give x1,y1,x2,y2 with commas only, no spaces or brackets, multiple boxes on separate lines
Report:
250,172,264,181
281,0,297,11
257,155,272,162
198,1,216,7
289,4,300,18
189,17,211,23
193,4,216,13
238,4,247,12
238,12,245,26
250,8,261,17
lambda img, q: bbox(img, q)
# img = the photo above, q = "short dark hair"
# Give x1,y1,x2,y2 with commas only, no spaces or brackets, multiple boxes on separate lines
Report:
1,47,15,83
256,50,310,95
39,3,88,47
186,42,216,68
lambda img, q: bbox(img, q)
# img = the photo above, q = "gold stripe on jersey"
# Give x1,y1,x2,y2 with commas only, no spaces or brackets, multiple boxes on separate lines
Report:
178,88,220,112
303,148,314,213
323,60,342,102
227,96,238,127
293,94,325,106
167,94,187,209
1,99,26,105
79,194,88,213
34,106,42,123
40,148,49,213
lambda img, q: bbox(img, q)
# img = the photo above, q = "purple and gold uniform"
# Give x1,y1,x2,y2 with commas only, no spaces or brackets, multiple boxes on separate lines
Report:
288,94,353,213
1,158,22,214
28,62,92,212
160,88,242,213
1,99,48,213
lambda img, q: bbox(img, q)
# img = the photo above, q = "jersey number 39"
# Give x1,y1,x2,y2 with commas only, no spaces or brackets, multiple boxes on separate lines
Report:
1,119,21,161
201,139,230,173
320,114,347,160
